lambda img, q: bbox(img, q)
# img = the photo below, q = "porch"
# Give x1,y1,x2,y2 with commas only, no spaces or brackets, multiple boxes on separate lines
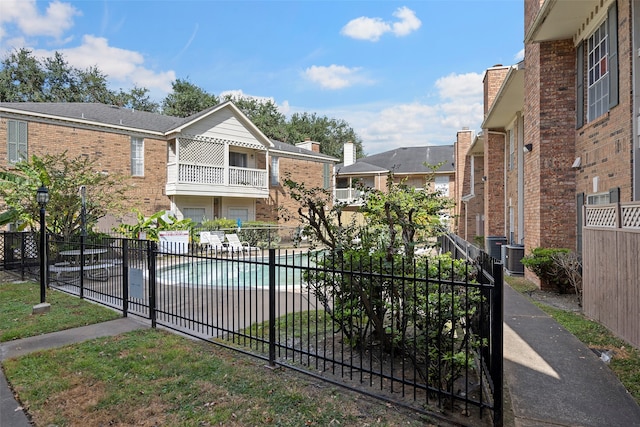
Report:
165,135,269,198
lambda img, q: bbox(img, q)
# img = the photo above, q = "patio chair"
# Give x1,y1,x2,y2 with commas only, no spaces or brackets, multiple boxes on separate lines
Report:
199,231,228,254
225,233,260,253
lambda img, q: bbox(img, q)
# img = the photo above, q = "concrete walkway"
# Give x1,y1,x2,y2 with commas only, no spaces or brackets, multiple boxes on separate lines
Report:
2,287,640,427
504,284,640,426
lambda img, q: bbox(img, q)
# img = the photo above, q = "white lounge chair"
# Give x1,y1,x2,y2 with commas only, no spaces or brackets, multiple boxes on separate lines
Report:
225,233,260,253
200,231,228,254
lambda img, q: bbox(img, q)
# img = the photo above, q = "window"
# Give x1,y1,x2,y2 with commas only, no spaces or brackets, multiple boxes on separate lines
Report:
183,207,206,224
229,151,247,168
435,176,449,196
270,156,279,186
228,208,249,223
7,120,27,164
588,21,609,121
587,193,610,205
131,137,144,176
577,2,618,127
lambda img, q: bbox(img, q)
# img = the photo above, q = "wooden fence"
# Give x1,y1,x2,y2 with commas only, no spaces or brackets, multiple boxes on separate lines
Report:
583,202,640,348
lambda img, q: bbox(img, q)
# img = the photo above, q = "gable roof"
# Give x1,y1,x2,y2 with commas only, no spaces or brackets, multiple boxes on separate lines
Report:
0,102,185,134
0,101,273,148
336,145,454,175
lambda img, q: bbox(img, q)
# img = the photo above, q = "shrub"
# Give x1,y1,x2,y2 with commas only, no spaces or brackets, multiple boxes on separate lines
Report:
521,247,572,293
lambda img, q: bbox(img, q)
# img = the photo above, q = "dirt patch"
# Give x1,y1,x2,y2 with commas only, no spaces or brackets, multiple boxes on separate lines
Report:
527,289,582,312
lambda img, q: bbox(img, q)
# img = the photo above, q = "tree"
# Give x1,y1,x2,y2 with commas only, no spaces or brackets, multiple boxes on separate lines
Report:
0,153,130,240
286,112,365,161
161,78,218,117
279,170,473,390
0,49,158,111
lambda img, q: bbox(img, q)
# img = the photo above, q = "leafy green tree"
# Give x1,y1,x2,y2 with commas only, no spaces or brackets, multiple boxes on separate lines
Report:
280,170,476,391
0,153,130,240
114,209,193,241
286,112,365,161
0,49,158,111
161,78,218,117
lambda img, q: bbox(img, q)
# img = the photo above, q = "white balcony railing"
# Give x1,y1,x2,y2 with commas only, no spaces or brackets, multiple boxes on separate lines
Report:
334,188,364,204
169,163,268,194
229,166,267,187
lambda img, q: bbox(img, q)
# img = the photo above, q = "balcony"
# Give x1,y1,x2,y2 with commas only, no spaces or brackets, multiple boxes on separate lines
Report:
166,162,268,198
334,187,364,205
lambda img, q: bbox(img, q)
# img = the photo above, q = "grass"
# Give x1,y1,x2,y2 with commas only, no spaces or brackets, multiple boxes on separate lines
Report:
0,281,120,342
504,276,640,405
0,279,437,427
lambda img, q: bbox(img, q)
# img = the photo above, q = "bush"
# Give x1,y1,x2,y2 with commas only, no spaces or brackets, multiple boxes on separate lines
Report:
521,247,572,293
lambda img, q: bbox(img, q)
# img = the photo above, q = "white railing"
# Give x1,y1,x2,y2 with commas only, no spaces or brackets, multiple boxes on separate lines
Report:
175,164,267,188
178,164,225,184
334,188,364,204
229,167,267,187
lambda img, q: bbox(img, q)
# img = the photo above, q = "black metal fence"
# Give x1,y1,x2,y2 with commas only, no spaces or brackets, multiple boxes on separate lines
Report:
1,232,503,427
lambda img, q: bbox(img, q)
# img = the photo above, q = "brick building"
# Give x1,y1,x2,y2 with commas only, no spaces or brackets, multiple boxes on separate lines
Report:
455,0,639,286
0,101,336,229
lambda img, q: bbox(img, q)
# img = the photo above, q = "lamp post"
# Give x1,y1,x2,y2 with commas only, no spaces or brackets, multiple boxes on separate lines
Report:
36,185,49,305
80,185,87,237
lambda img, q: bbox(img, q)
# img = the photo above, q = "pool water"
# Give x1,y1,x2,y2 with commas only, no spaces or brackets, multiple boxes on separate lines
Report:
157,253,311,288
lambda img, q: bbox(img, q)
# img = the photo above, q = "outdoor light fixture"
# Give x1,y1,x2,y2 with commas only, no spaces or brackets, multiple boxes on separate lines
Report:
36,185,49,305
523,143,533,153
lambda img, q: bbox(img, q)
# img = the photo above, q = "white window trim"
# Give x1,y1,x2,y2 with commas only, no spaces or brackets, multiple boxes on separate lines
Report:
7,120,27,164
131,136,144,177
587,19,609,122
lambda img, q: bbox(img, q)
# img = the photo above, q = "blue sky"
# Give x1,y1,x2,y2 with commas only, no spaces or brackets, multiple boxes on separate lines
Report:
0,0,524,155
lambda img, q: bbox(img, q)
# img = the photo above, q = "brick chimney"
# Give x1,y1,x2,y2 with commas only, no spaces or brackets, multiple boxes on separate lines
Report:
343,141,356,166
295,137,320,153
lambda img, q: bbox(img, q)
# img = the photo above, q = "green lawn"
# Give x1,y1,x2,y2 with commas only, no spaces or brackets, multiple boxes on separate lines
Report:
0,279,437,426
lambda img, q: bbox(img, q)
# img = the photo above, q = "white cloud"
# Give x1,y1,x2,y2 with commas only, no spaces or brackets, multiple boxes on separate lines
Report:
0,0,80,41
434,72,484,101
391,7,422,37
341,7,421,42
304,64,370,90
0,1,175,96
514,48,525,62
26,35,175,94
320,73,484,155
341,17,390,42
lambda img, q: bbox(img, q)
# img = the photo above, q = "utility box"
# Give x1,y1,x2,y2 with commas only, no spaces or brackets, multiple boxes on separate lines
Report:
505,245,525,275
485,236,507,261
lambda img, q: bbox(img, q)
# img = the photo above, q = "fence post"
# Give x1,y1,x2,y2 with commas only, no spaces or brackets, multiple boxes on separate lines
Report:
491,260,504,427
79,234,85,299
148,240,157,328
268,248,276,367
122,239,129,318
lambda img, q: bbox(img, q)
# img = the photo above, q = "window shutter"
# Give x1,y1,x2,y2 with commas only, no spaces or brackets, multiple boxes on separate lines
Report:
609,187,620,203
576,42,584,129
7,120,27,163
323,163,331,189
608,1,619,109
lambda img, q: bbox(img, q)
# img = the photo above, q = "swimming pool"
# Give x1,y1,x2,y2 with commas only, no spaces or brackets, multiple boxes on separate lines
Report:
157,253,311,288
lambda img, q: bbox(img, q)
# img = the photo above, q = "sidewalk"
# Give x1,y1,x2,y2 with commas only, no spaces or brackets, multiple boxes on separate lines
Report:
0,317,148,427
504,284,640,426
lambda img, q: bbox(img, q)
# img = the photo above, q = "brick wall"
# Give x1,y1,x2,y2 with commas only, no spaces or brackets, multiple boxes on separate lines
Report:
255,155,330,226
484,131,506,237
0,118,169,216
575,0,634,203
